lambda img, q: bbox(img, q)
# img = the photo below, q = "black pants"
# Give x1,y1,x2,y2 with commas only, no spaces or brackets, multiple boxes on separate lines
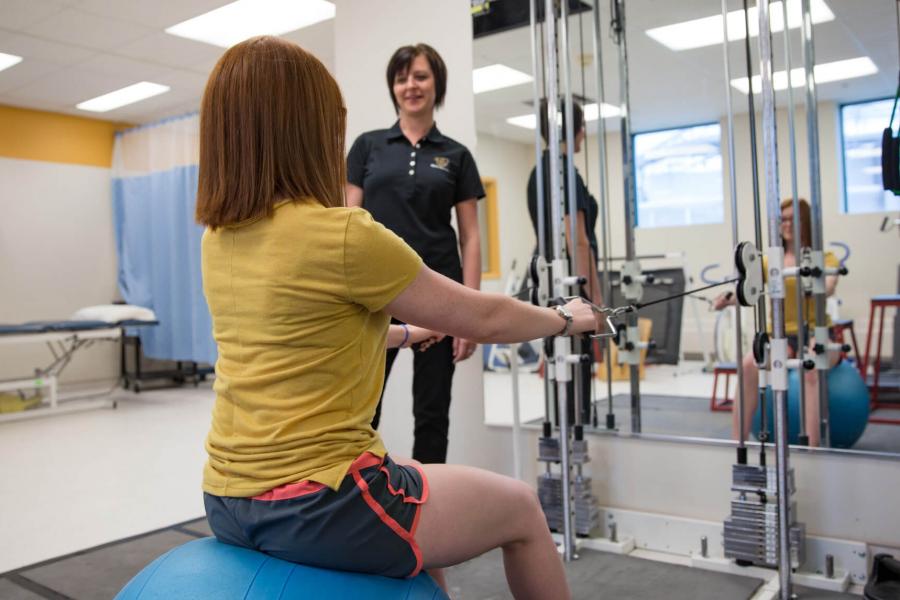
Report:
371,335,456,464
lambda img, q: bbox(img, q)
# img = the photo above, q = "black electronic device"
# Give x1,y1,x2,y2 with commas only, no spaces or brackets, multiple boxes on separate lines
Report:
882,79,900,194
599,268,686,365
471,0,591,39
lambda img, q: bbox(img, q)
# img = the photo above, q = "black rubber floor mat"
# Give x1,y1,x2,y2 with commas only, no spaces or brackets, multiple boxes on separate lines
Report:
445,548,765,600
15,530,196,600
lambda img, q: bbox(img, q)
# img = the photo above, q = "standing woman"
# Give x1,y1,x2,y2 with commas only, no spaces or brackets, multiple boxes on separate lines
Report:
346,44,485,464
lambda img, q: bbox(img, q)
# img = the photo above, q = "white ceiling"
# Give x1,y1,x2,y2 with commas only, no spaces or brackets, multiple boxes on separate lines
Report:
0,0,896,141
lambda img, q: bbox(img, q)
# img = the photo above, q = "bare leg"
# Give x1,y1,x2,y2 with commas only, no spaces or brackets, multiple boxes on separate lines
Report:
734,351,760,440
414,463,570,600
427,568,447,594
804,346,841,448
804,368,821,447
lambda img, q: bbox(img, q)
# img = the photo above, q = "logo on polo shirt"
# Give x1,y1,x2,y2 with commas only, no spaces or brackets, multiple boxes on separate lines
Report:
430,156,450,172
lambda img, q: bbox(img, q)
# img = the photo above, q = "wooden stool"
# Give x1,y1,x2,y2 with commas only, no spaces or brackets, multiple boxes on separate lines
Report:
711,362,736,412
863,294,900,424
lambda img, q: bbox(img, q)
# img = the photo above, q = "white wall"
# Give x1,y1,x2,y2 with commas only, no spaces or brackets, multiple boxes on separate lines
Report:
0,157,119,386
335,0,477,150
503,429,900,557
472,133,536,294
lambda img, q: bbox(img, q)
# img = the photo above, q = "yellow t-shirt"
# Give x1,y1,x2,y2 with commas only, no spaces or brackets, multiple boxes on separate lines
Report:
201,199,423,496
763,251,839,335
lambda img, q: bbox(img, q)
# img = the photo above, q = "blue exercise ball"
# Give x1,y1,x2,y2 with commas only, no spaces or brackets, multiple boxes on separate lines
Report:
751,360,870,448
116,537,448,600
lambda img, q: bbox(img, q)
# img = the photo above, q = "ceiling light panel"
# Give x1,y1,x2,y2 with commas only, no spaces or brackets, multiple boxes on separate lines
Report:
729,57,878,94
473,64,533,94
0,52,23,73
507,103,621,129
646,0,834,51
76,81,171,112
166,0,336,48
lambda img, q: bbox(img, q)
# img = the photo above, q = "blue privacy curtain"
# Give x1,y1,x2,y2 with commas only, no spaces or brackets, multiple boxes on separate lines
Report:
111,113,216,364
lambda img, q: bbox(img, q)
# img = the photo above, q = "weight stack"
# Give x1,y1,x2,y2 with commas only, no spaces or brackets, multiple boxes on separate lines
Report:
723,464,806,569
537,434,601,537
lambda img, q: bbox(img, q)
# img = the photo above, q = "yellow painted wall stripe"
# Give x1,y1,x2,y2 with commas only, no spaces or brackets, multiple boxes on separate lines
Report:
0,104,130,168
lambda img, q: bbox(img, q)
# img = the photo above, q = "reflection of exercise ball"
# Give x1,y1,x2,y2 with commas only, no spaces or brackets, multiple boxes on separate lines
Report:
751,360,870,449
116,538,448,600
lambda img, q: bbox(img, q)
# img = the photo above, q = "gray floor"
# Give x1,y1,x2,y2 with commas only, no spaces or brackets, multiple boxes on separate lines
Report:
0,519,764,600
0,518,863,600
584,394,900,454
446,547,765,600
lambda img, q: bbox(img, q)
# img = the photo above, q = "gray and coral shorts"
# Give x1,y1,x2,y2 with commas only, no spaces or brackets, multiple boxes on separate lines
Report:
204,453,430,578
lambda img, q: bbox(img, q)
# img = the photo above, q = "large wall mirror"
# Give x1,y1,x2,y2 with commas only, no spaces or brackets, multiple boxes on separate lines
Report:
472,0,900,457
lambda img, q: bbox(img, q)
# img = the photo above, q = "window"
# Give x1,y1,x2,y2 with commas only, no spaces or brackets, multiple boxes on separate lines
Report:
841,98,900,214
633,123,724,228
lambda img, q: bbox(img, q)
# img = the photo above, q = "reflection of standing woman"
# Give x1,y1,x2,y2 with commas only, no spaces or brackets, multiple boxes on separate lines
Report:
346,44,485,464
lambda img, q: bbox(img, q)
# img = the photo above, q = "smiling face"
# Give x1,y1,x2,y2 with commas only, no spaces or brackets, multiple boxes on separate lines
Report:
392,54,436,118
781,204,794,244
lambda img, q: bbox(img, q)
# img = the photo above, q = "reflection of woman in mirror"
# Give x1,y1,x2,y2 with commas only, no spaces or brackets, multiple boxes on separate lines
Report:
527,99,603,422
713,198,841,446
345,44,485,466
527,99,603,308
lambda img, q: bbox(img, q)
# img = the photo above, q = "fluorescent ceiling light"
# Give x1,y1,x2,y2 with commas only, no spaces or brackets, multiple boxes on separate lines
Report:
646,0,833,51
76,82,170,112
166,0,335,48
0,52,23,73
473,64,533,94
730,57,877,94
507,103,621,129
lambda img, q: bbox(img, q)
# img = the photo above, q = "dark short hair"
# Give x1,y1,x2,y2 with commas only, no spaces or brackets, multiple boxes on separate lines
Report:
539,98,584,146
196,36,347,229
386,44,447,114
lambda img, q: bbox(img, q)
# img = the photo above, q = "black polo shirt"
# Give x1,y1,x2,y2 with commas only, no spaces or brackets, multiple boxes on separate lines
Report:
347,122,485,282
527,150,599,260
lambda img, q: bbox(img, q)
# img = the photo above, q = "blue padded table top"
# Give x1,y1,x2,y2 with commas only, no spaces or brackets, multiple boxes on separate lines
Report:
0,320,158,336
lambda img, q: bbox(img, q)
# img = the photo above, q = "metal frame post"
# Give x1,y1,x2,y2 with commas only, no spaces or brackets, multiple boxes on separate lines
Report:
757,2,793,597
721,0,747,460
800,0,831,447
611,0,642,433
591,0,616,430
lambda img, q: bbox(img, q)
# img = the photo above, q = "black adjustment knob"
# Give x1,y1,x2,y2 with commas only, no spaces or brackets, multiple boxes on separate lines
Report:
647,340,658,350
838,266,849,275
622,275,633,285
645,274,656,284
799,267,811,277
814,343,825,354
576,276,587,285
841,344,852,353
625,342,635,351
802,359,816,370
811,267,823,277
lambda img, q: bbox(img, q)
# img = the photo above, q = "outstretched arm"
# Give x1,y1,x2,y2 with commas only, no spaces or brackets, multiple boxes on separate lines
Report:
345,183,364,208
387,324,445,350
454,198,481,362
385,266,599,344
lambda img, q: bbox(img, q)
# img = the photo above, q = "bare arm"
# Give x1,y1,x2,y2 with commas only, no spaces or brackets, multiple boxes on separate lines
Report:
564,211,602,306
345,183,364,208
385,266,598,344
387,324,445,349
453,199,482,362
825,275,838,297
456,199,481,291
